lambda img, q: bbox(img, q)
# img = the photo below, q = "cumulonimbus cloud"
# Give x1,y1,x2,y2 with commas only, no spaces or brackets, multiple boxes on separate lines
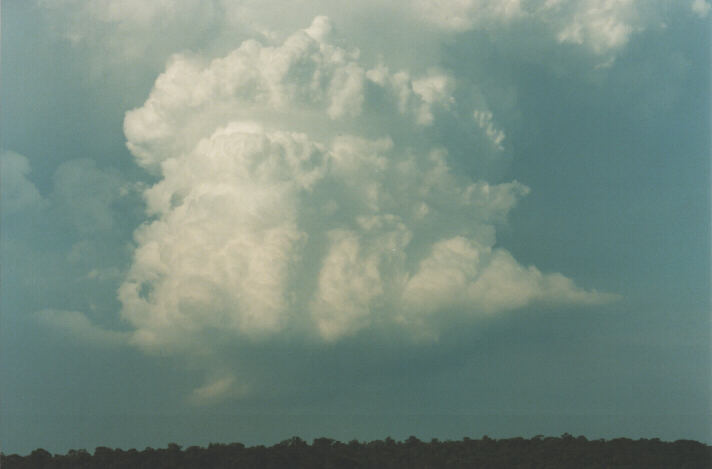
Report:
117,16,614,376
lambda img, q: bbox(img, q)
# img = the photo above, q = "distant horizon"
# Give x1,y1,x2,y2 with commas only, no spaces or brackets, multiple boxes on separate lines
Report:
3,412,710,455
5,434,710,469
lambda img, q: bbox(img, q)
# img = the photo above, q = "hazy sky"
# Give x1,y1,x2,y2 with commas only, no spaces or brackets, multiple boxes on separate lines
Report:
1,0,710,455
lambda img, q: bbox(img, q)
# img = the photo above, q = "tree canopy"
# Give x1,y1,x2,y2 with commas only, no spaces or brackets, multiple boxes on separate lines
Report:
2,435,710,468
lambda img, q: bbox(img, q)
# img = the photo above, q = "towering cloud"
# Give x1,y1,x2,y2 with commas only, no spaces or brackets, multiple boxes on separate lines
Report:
114,17,613,398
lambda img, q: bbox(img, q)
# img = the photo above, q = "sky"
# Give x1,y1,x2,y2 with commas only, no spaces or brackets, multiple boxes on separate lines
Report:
1,0,710,455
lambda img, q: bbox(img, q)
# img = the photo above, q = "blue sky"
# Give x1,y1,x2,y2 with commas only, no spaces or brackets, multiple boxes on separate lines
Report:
1,0,710,455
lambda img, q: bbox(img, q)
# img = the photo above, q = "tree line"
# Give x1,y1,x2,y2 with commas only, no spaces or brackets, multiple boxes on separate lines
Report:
2,434,710,468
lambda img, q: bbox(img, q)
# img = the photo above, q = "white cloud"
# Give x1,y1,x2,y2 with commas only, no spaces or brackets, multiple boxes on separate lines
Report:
364,66,456,126
412,0,687,55
120,127,323,351
473,110,506,150
114,18,614,398
691,0,711,18
0,151,45,215
399,238,617,335
548,0,640,53
122,17,455,174
189,375,250,405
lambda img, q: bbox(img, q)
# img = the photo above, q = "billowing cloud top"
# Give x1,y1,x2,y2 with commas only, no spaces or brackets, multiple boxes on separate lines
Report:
117,16,613,379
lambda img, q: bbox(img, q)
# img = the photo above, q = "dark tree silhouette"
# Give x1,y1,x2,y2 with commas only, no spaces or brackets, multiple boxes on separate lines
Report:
2,435,710,468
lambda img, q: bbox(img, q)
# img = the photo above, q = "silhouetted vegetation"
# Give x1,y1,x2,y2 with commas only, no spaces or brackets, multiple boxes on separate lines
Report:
3,434,710,468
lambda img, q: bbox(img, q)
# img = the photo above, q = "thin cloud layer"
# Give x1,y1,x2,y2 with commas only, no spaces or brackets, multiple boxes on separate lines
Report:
0,151,46,215
51,159,132,234
116,17,613,392
35,309,130,348
38,0,702,72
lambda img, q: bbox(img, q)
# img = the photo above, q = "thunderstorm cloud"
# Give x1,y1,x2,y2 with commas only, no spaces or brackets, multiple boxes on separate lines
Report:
107,17,616,397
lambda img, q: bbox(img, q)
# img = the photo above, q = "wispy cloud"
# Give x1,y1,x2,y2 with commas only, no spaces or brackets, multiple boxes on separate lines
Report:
35,309,130,348
0,151,46,215
691,0,711,18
